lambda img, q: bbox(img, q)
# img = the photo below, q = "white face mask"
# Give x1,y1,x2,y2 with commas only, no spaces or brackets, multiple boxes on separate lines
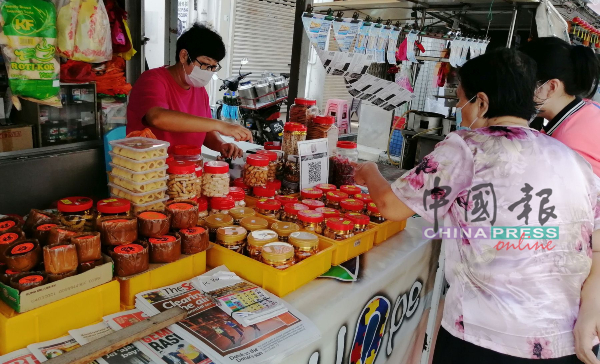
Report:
456,95,478,130
182,56,214,88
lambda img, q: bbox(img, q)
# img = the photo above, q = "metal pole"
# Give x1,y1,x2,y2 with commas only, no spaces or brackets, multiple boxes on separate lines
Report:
506,7,518,48
287,0,311,119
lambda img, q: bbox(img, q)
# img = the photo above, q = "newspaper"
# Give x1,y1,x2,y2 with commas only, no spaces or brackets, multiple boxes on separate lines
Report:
345,74,414,111
0,348,41,364
316,49,374,77
103,308,213,364
332,18,362,53
27,335,99,363
135,271,320,364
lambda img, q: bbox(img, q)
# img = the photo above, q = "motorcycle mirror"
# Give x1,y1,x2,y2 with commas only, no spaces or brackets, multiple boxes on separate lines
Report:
241,58,249,65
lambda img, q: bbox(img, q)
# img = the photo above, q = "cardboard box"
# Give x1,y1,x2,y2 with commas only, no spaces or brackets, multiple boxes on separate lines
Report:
0,125,33,152
0,255,114,313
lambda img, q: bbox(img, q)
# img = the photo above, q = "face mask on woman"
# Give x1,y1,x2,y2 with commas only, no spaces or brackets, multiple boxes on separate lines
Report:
456,95,478,130
182,55,214,88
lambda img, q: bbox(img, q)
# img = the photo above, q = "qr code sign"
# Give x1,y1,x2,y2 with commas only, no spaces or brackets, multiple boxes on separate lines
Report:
308,160,322,184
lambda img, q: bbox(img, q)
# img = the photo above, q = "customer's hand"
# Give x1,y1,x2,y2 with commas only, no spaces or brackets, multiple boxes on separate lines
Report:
219,122,253,142
574,300,600,364
354,161,378,186
220,143,244,159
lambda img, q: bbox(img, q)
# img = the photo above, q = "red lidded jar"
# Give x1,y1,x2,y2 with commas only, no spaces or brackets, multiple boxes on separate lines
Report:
297,210,324,234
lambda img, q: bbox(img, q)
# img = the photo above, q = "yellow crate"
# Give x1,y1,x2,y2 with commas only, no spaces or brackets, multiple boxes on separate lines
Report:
373,220,408,245
244,193,300,208
0,281,120,355
207,241,335,297
117,252,207,307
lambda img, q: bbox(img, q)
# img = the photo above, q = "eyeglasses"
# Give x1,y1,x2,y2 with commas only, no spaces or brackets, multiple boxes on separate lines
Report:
191,58,221,72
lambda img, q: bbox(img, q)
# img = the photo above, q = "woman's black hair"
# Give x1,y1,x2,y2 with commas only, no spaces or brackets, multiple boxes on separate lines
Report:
520,37,600,98
458,48,537,120
175,23,226,64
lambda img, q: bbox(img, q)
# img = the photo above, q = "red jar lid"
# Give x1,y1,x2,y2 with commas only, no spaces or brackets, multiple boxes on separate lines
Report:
326,191,349,202
302,199,325,209
315,207,341,218
257,150,278,161
337,141,357,149
284,203,309,215
246,154,270,167
204,161,229,174
284,122,307,132
167,160,195,174
266,180,282,191
253,186,275,198
195,169,203,177
275,195,298,204
340,198,365,211
367,202,380,213
294,98,317,106
301,187,323,199
313,116,335,124
233,178,250,190
228,187,245,201
326,217,354,231
298,210,324,223
355,193,373,204
256,199,282,211
57,197,93,213
345,212,370,225
166,156,175,164
315,183,337,193
340,185,361,195
97,198,131,214
173,145,201,156
211,196,235,210
197,197,208,211
264,141,282,150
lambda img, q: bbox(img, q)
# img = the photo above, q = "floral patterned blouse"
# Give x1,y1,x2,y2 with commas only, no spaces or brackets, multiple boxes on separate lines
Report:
392,126,600,359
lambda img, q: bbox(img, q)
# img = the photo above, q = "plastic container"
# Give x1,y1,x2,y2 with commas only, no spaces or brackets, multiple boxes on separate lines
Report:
340,185,362,198
282,123,307,157
109,152,167,172
109,163,168,183
373,219,408,245
96,198,131,228
209,196,235,216
315,207,341,230
315,183,337,201
131,198,169,214
229,207,256,225
228,187,246,207
204,214,235,242
108,173,169,194
344,212,371,233
253,186,276,199
166,161,197,201
261,242,295,270
202,161,230,197
109,183,167,205
246,230,279,261
288,98,319,126
324,218,354,241
331,141,358,187
256,150,279,182
308,115,338,155
266,180,282,195
109,137,169,161
243,154,269,187
340,198,365,214
172,144,204,171
57,197,95,232
207,239,335,297
282,155,300,194
302,199,325,210
240,217,269,232
275,195,299,206
325,191,349,209
255,199,282,220
270,221,300,242
233,178,251,195
289,231,320,262
355,193,373,210
300,187,323,201
297,210,324,234
216,226,248,253
280,203,309,223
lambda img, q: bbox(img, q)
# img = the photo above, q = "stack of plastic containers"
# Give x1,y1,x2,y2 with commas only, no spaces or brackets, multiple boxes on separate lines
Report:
107,137,170,213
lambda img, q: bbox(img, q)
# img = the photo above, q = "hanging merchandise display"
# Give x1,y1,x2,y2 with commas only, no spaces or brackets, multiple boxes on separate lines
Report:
301,12,333,51
387,24,401,64
0,0,61,107
332,15,362,53
376,25,391,64
536,0,570,42
354,20,372,54
365,22,382,59
105,0,131,54
405,30,418,63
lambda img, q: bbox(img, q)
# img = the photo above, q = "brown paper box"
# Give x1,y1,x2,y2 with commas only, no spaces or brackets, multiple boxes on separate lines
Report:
0,126,33,152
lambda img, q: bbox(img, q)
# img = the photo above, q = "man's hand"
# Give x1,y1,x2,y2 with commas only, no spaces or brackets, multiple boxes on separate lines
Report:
220,143,244,159
218,122,253,142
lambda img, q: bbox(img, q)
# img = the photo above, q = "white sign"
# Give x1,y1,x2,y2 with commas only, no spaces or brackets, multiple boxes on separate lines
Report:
177,0,189,37
298,138,329,190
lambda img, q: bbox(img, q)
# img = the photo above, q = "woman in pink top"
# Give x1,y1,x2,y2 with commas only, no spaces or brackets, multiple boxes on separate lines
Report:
521,37,600,176
356,49,600,363
127,24,252,158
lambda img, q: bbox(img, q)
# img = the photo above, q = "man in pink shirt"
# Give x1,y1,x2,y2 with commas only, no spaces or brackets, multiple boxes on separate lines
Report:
127,24,252,158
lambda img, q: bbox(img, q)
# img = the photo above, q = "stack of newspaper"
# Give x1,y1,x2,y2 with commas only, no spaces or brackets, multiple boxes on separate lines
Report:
134,267,321,364
191,271,287,327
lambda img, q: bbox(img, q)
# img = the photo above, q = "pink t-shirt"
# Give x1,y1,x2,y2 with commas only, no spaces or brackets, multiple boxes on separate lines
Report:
126,66,210,150
552,101,600,176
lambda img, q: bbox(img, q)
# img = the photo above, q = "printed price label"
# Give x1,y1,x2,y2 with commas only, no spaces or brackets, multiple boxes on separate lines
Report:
11,242,34,255
0,233,19,245
354,239,361,247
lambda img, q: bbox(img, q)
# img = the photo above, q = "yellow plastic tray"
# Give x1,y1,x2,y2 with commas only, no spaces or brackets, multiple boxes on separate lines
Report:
207,241,335,297
0,281,120,355
373,219,408,245
118,252,207,309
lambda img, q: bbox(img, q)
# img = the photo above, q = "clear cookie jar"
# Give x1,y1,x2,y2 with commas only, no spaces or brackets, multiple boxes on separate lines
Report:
202,161,230,197
57,196,95,232
243,154,269,187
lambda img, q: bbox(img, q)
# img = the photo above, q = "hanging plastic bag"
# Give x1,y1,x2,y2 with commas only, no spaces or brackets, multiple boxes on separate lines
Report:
105,0,131,54
60,60,93,83
395,38,408,61
0,0,61,107
535,0,570,42
56,0,79,58
116,19,136,61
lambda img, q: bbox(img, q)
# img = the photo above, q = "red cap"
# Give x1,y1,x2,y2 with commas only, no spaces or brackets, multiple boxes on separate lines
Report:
233,178,250,190
355,193,373,204
173,145,201,156
337,141,357,149
275,195,298,204
315,183,337,193
313,116,335,124
257,150,278,161
253,186,275,198
367,202,380,213
246,154,270,167
326,217,354,231
167,160,195,174
57,197,93,213
301,187,323,199
97,198,131,214
204,161,229,174
298,210,324,224
256,199,282,211
228,187,245,201
340,185,361,195
294,98,317,106
197,197,208,211
266,180,282,191
211,196,235,210
264,141,282,150
284,122,307,132
166,156,175,164
344,212,370,225
302,199,325,210
315,207,341,218
284,203,310,215
326,191,349,202
340,198,365,211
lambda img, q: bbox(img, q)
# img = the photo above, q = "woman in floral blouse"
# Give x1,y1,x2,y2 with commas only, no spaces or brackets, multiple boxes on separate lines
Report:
355,49,600,363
